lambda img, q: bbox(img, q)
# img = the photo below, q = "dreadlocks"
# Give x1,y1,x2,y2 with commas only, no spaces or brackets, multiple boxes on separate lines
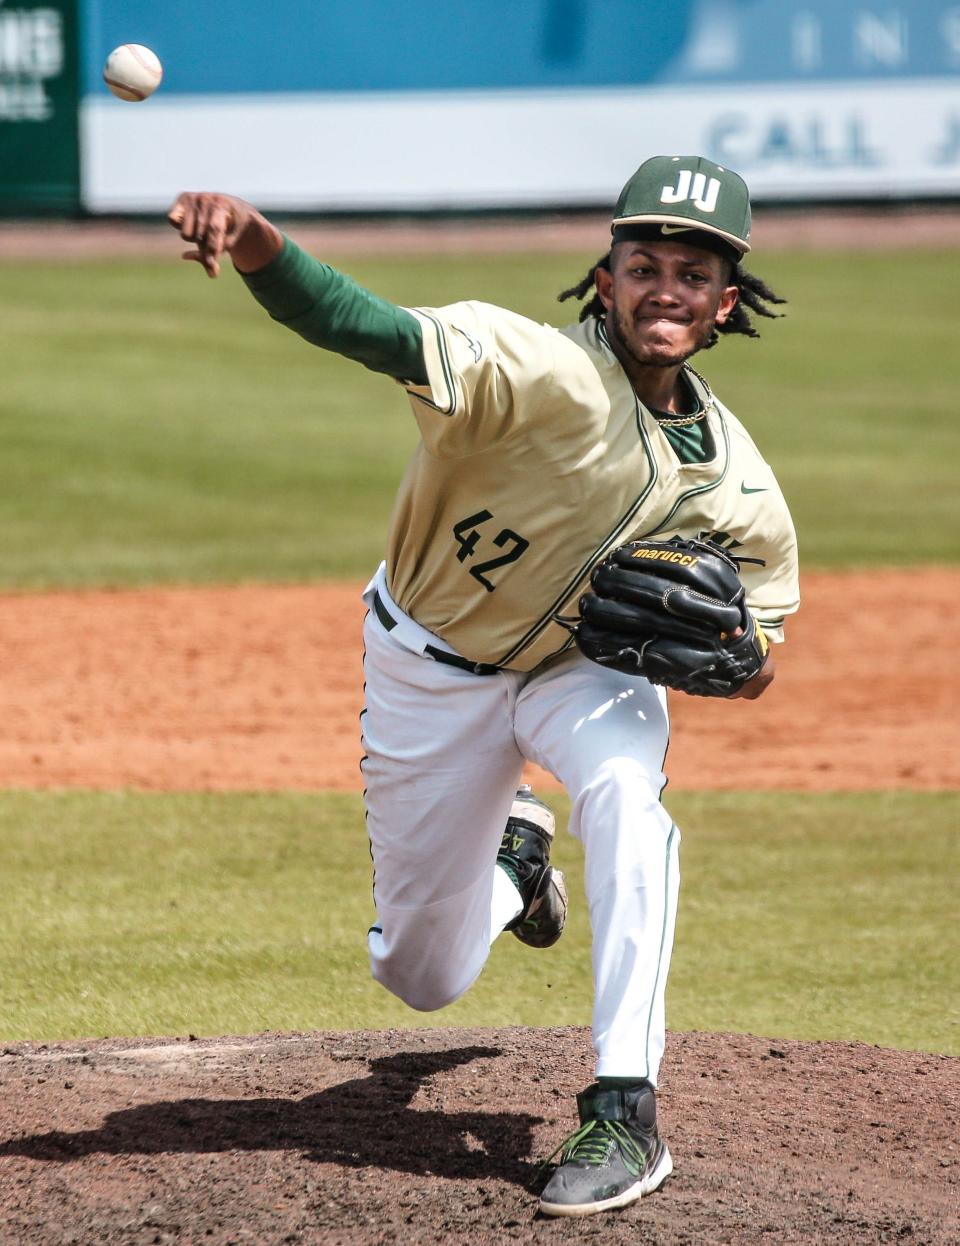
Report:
558,250,786,348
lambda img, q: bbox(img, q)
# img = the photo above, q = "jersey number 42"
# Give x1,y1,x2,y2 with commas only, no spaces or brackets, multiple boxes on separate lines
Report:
453,510,529,593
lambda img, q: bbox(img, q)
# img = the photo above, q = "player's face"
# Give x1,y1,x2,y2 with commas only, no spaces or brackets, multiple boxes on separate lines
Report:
597,242,739,369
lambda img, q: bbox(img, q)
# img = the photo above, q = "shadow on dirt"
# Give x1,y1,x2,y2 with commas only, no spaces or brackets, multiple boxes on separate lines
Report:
1,1045,545,1188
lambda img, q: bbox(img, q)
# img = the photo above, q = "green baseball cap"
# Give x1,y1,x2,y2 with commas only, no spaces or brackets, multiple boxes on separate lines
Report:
612,155,752,258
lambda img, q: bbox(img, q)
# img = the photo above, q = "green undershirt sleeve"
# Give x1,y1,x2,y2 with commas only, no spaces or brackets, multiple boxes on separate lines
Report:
240,236,427,384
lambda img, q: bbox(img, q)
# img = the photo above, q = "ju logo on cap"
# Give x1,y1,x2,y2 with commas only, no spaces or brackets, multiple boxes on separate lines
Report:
612,155,752,256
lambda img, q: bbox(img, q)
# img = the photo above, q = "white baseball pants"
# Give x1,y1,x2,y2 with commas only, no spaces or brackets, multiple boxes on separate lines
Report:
360,567,680,1084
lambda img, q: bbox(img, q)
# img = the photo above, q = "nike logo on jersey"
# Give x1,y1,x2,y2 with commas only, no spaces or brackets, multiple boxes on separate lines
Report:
741,483,768,494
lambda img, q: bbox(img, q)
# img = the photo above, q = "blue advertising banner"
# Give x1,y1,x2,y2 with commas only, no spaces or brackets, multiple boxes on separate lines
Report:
82,1,958,93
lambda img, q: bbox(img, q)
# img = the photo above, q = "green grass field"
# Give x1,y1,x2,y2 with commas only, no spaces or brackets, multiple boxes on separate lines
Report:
1,247,957,588
1,790,955,1053
0,244,956,1053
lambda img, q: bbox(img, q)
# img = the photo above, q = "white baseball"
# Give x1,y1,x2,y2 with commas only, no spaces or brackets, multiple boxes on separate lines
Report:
103,44,163,101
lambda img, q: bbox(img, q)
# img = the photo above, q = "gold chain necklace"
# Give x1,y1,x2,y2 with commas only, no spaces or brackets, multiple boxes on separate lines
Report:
653,410,708,428
652,364,716,427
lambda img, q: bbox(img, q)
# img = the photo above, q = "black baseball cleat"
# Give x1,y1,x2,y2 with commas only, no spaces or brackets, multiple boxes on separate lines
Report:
497,784,567,949
538,1081,673,1217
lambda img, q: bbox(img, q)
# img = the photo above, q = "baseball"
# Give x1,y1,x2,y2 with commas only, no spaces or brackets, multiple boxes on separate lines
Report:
103,44,163,101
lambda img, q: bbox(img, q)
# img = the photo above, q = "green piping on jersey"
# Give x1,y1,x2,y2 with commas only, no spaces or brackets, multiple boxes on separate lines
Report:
404,310,458,416
642,821,678,1082
493,392,660,668
494,373,732,668
641,416,732,539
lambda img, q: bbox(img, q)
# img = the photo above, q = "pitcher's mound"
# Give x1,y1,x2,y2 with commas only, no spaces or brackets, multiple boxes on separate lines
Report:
2,1026,957,1245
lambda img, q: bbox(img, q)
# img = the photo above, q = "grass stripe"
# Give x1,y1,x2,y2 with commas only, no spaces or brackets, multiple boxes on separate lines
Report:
0,249,957,587
0,790,955,1054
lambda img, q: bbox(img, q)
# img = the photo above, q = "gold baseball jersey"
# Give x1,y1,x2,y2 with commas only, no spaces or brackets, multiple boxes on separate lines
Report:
386,302,799,672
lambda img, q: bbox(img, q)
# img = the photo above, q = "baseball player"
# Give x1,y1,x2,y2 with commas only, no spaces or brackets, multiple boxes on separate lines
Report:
168,155,799,1218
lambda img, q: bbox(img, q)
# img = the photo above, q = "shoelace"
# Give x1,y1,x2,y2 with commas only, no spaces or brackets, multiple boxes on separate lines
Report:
541,1118,649,1177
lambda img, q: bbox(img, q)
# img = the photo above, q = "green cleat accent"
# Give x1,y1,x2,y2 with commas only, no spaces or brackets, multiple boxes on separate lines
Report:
496,785,567,949
539,1082,673,1217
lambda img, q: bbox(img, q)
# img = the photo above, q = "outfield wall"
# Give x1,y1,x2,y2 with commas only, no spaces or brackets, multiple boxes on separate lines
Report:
81,79,960,213
2,0,959,213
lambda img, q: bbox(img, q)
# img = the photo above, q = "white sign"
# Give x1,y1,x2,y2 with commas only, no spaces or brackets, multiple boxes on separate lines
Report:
82,78,960,212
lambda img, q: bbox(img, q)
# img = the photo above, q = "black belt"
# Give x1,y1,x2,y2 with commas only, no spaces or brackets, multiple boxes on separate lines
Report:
372,591,500,676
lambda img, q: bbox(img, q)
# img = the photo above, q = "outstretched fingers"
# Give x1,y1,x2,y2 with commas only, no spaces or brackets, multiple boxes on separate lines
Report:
167,193,235,277
167,191,276,277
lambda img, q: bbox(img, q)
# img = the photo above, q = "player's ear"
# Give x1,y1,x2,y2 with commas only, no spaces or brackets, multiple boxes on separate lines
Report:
595,262,615,311
715,283,739,325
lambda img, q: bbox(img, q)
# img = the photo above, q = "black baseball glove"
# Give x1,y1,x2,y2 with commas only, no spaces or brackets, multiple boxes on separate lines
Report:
576,537,769,698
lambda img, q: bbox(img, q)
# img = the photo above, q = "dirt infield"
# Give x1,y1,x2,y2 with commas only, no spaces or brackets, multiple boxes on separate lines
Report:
1,570,956,793
2,1027,958,1245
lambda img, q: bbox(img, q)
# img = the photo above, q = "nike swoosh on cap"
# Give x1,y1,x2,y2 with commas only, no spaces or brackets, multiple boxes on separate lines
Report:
660,224,694,235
